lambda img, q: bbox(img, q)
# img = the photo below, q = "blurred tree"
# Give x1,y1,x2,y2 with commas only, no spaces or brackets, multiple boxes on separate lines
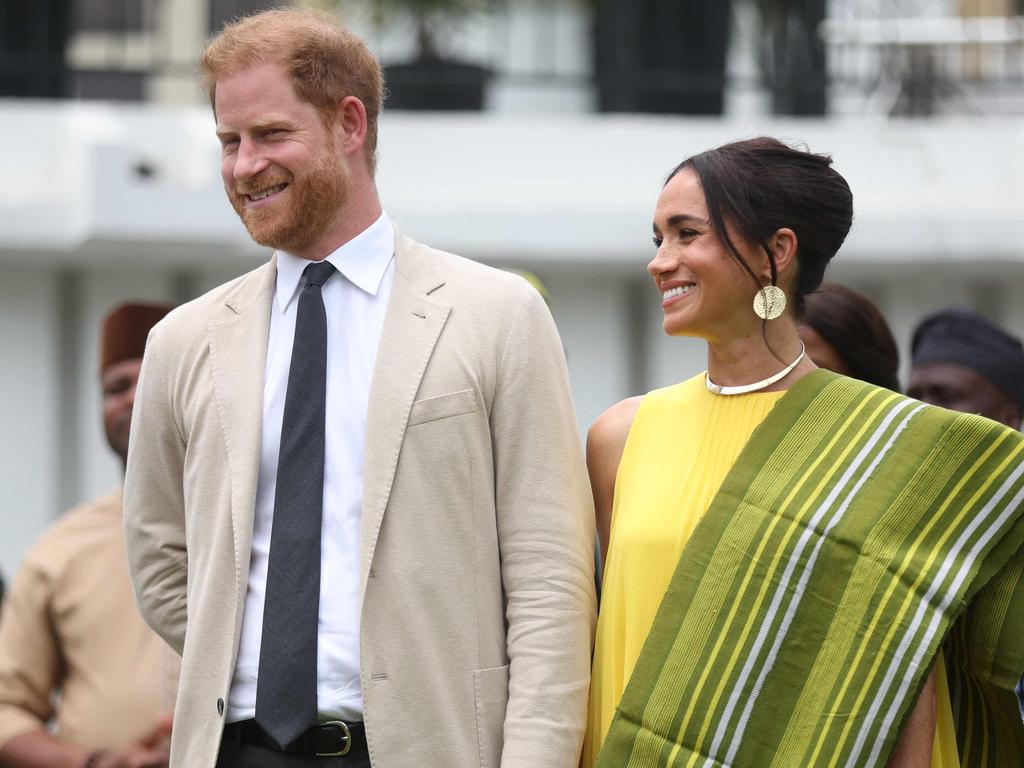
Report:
365,0,492,60
756,0,827,116
317,0,497,109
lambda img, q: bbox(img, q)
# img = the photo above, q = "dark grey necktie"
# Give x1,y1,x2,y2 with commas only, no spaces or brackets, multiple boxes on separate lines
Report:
255,260,336,747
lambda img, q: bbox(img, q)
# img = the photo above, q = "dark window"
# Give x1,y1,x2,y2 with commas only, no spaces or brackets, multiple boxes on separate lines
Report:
209,0,279,33
73,0,149,33
0,0,72,97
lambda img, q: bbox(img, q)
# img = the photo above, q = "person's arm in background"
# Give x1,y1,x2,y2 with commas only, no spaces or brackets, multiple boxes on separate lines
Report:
123,323,188,655
587,397,643,566
0,550,73,767
490,286,597,767
0,553,172,768
0,718,172,768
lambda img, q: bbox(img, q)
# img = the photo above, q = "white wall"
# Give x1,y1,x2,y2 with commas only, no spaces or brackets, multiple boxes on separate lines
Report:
3,105,1023,265
0,269,61,577
543,271,636,439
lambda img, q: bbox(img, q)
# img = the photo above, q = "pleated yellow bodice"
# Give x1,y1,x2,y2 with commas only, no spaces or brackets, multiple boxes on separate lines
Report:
583,372,959,768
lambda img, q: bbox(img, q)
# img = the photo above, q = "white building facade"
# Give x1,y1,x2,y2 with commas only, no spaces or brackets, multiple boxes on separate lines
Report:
1,0,1023,577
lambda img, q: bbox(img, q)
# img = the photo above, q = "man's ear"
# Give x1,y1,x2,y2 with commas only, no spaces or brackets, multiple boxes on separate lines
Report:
335,95,368,158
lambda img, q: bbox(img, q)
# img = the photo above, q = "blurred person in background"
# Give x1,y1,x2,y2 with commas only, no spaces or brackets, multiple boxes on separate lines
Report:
0,302,176,768
124,8,593,768
799,282,900,391
583,137,1024,768
908,308,1023,431
907,306,1024,723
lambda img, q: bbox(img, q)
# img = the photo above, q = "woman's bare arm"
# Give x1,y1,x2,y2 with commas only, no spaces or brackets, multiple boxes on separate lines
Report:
587,396,643,565
885,666,937,768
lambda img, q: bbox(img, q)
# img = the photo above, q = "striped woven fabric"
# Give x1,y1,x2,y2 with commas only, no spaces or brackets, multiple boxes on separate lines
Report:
945,546,1024,765
597,370,1024,768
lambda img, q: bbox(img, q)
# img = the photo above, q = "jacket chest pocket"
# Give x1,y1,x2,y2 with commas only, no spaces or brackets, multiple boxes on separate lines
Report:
407,388,480,428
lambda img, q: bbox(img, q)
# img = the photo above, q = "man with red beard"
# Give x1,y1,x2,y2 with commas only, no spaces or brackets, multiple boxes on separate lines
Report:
123,8,595,768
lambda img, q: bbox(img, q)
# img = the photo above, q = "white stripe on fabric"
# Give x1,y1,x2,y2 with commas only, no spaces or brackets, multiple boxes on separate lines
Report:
700,399,922,768
850,456,1024,768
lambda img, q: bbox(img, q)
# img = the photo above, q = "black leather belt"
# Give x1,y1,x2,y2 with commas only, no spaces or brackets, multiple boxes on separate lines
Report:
224,719,367,759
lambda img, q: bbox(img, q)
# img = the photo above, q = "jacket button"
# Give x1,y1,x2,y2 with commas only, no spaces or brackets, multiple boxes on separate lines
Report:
217,698,224,716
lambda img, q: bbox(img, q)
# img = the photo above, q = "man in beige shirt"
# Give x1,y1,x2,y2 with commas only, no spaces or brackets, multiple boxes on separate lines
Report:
0,302,175,768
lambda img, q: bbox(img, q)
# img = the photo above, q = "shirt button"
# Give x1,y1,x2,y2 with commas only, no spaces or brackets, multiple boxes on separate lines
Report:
217,698,224,716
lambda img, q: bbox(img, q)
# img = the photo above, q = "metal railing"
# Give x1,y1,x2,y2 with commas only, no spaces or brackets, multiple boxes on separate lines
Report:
3,1,1024,117
822,15,1024,115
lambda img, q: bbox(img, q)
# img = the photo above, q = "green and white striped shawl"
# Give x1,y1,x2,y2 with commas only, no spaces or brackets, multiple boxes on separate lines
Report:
597,370,1024,767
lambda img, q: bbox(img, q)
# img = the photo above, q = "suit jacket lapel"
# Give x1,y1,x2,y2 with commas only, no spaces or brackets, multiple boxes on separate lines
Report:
208,258,276,590
361,233,450,597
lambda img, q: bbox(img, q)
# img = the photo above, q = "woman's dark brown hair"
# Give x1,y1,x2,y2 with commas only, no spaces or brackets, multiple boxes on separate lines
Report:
667,137,854,313
802,283,900,391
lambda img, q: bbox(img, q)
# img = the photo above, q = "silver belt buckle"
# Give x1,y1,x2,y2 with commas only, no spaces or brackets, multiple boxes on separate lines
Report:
315,720,351,757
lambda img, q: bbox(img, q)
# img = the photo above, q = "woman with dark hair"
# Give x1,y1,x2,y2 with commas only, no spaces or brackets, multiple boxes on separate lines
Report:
582,138,1024,767
800,283,900,391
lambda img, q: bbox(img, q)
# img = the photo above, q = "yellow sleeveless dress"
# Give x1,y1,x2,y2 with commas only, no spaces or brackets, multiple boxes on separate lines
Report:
583,373,960,768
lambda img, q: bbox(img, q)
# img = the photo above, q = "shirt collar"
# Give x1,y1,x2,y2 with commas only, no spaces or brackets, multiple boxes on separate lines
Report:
275,211,395,313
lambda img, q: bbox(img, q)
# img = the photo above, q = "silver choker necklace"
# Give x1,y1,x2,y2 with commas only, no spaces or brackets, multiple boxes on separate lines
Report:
705,342,806,396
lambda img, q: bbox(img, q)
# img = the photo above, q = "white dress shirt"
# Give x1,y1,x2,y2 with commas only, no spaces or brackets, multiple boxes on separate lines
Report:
227,212,395,723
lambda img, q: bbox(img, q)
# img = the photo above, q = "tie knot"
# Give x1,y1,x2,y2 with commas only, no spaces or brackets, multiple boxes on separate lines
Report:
303,261,336,288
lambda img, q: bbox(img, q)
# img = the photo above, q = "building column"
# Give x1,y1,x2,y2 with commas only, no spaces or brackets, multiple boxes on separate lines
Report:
148,0,208,103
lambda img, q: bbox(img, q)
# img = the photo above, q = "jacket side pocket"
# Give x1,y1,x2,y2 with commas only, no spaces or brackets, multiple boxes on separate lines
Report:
473,664,510,768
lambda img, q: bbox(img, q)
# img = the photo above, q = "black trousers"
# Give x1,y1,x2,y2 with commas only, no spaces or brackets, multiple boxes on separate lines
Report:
216,728,371,768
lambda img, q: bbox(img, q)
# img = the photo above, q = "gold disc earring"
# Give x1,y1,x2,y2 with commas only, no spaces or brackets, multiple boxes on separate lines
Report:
753,285,786,320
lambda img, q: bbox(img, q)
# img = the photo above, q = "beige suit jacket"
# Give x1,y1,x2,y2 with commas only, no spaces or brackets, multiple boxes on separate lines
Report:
124,233,596,768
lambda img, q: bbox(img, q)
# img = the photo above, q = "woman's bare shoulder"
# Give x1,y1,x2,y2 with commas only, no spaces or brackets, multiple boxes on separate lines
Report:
588,396,645,464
